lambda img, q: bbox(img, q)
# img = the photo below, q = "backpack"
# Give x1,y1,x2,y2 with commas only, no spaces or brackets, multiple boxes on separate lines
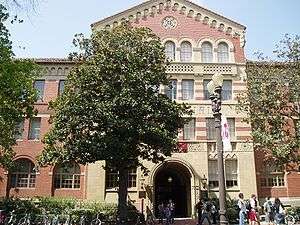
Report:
246,201,252,211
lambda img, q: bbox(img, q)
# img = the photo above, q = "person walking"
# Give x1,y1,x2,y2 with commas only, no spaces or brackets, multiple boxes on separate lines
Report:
263,197,274,224
274,198,285,225
249,194,259,225
196,199,204,225
210,200,218,224
168,199,175,224
164,204,172,225
238,193,247,225
158,202,164,224
199,199,212,225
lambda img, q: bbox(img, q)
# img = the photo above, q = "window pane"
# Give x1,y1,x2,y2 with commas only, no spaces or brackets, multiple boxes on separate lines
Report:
180,42,192,62
165,41,175,61
54,163,81,189
165,80,177,100
206,118,216,140
28,117,41,140
34,80,45,102
15,120,24,140
184,118,195,140
128,168,137,188
222,80,232,100
208,160,218,188
217,43,229,63
203,79,211,100
227,118,235,139
201,42,213,63
58,80,65,96
11,159,36,188
225,160,238,188
182,80,194,100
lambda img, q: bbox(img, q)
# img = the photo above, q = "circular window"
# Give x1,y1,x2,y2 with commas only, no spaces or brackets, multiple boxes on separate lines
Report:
162,16,178,29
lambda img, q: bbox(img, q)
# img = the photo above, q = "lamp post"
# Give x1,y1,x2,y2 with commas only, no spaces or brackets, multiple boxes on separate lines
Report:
207,73,228,225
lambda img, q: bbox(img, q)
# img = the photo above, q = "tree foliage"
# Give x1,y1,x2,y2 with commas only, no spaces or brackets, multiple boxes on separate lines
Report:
237,34,300,166
0,4,39,168
38,24,191,223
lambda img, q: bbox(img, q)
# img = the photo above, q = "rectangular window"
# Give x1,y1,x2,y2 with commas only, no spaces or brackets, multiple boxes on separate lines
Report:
165,80,177,100
227,118,236,139
58,80,65,96
225,160,238,188
182,80,194,100
128,168,137,188
106,168,137,189
34,80,45,102
206,118,216,140
15,120,24,140
28,117,41,140
183,118,195,140
222,80,232,100
208,160,219,188
261,166,285,187
203,79,232,100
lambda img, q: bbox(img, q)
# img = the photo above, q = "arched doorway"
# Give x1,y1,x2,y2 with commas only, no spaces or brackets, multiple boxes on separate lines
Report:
154,162,192,218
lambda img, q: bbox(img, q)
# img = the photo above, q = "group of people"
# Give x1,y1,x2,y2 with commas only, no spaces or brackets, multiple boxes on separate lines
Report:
158,199,175,224
196,198,218,225
238,193,286,225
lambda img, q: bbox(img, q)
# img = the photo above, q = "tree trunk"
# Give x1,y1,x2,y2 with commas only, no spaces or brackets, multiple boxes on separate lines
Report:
117,166,128,225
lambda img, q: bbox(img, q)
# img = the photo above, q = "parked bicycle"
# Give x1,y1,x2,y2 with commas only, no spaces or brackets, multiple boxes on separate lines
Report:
3,210,17,225
18,213,31,225
90,214,102,225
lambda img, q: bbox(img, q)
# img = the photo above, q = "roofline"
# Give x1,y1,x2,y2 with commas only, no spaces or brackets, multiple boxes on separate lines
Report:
19,58,75,64
91,0,246,30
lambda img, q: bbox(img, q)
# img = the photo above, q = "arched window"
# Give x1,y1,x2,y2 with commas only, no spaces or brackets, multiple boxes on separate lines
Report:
11,159,36,188
164,41,175,61
54,162,81,189
201,42,213,63
180,41,192,62
217,42,229,63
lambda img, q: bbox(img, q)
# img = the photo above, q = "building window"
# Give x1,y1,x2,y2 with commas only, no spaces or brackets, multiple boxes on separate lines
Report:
165,41,175,61
208,160,218,188
54,163,81,189
206,118,216,140
165,80,177,100
227,118,236,139
33,80,45,102
11,159,36,188
15,120,24,140
183,118,195,140
260,166,285,187
182,79,194,100
201,42,213,63
217,42,229,63
106,168,137,189
58,80,65,96
222,80,232,100
180,41,192,62
28,117,41,140
203,80,232,100
225,159,238,188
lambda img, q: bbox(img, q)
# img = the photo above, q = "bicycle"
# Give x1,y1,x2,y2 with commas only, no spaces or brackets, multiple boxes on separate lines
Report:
285,214,295,225
3,210,17,225
79,215,86,225
18,213,31,225
90,214,102,225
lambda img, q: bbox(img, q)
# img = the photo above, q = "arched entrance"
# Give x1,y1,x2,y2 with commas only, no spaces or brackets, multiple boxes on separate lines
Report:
154,161,192,218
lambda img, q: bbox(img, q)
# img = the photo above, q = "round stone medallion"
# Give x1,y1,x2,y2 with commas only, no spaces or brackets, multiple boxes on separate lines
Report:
162,16,178,29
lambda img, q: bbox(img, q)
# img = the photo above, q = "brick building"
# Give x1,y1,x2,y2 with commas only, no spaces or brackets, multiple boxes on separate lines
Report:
0,0,299,218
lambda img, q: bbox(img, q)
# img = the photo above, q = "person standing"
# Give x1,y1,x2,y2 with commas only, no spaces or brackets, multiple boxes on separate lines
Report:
168,199,175,224
196,199,204,225
158,202,164,224
211,200,218,224
263,197,274,224
249,194,260,225
164,203,172,225
199,199,212,225
274,198,285,225
238,193,247,225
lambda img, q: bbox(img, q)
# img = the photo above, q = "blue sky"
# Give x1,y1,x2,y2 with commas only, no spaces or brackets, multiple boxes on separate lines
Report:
6,0,300,59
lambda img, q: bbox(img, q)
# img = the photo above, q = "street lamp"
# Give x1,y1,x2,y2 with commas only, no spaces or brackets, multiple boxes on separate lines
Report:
207,73,228,225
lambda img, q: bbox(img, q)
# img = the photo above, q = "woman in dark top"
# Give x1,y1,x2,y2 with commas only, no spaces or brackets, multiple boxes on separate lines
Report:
274,198,285,225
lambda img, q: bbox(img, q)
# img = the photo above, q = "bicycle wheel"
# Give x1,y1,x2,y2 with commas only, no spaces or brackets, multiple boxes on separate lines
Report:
285,215,295,225
90,218,102,225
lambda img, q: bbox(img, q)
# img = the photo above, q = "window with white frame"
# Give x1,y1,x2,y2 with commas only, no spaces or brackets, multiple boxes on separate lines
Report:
165,41,176,61
217,42,229,63
180,41,192,62
33,80,45,102
165,80,177,100
28,117,41,140
15,120,24,140
54,162,81,189
106,168,137,189
183,118,195,140
203,79,232,100
222,80,232,100
260,165,285,187
208,160,218,188
58,80,65,96
201,42,213,63
10,159,36,188
182,79,194,100
225,159,238,188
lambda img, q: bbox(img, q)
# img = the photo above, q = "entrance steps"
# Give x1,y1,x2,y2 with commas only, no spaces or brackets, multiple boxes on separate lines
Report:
172,218,197,225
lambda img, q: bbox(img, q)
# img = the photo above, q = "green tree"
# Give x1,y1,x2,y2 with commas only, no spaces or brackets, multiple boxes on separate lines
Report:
237,34,300,166
39,24,191,224
0,4,39,168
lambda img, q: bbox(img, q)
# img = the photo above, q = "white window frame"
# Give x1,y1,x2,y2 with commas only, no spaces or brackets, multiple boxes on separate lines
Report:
180,41,192,62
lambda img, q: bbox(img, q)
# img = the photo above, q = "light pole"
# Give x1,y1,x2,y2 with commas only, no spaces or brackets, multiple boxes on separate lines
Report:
207,73,228,225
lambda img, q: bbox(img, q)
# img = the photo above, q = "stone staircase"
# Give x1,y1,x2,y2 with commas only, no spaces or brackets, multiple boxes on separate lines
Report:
169,218,197,225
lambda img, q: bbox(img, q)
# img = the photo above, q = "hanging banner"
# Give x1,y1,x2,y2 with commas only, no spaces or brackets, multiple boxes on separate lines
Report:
221,116,232,152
